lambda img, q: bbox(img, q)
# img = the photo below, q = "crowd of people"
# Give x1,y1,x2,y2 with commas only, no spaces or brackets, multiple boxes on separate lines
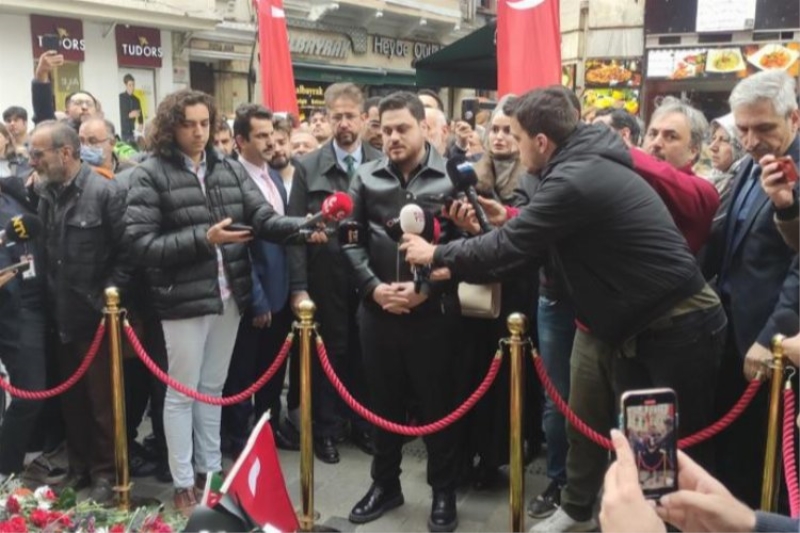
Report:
0,46,797,533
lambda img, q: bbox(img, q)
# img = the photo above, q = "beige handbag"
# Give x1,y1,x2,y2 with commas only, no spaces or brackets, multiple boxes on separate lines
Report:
458,282,502,319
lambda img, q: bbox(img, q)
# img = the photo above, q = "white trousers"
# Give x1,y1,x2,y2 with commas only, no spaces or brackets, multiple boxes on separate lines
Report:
161,299,240,488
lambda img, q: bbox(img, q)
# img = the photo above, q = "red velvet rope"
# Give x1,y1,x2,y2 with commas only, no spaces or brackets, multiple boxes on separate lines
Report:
0,321,106,400
636,452,666,472
124,323,293,406
316,335,501,436
531,350,764,450
783,385,799,518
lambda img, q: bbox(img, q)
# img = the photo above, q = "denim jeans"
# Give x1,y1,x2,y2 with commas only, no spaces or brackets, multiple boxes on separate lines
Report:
537,296,576,486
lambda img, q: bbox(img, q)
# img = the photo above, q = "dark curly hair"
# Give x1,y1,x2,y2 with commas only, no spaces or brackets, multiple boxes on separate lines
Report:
148,89,217,164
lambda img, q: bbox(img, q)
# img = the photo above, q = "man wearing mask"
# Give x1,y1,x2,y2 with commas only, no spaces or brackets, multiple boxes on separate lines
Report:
289,83,382,464
703,70,800,508
78,119,135,179
344,92,460,532
30,120,129,504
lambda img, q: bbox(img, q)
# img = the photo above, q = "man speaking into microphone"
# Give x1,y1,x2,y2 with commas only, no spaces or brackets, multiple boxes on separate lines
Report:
343,92,462,532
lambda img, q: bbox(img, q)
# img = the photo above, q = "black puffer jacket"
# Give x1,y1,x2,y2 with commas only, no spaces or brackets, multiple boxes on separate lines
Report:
125,149,303,320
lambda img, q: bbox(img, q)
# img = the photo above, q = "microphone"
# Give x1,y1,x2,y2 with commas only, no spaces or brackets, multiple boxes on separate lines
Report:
773,309,800,338
338,220,365,246
299,192,353,230
282,226,336,245
399,204,440,294
0,214,42,246
446,157,492,233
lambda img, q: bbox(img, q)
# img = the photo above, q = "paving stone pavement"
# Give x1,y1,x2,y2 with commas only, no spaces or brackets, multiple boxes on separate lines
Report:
130,436,553,532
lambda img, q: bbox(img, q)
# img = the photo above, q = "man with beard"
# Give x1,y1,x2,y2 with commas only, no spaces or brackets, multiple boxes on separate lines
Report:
361,97,383,151
31,120,129,504
33,52,100,130
344,91,460,532
270,117,296,197
309,108,332,145
289,83,382,464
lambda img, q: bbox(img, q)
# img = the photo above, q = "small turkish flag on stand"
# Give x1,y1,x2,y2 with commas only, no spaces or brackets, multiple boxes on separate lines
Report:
221,413,299,532
496,0,562,95
255,0,299,115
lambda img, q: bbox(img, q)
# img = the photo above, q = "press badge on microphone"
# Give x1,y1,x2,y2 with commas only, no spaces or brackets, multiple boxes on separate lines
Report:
20,254,36,280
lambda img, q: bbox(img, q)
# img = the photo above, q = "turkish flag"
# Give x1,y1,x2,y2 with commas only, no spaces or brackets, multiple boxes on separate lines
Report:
221,413,299,532
497,0,562,95
255,0,299,115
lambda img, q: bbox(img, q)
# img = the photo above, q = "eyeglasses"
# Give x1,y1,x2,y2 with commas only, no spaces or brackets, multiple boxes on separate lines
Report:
330,113,359,123
80,137,109,147
69,98,96,109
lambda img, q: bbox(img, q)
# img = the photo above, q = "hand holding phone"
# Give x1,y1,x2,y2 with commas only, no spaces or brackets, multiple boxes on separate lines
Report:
776,156,798,184
0,260,31,277
620,387,678,499
225,223,254,235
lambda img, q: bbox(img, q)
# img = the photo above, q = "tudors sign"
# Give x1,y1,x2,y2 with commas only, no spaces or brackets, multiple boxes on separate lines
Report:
30,15,86,62
116,25,163,68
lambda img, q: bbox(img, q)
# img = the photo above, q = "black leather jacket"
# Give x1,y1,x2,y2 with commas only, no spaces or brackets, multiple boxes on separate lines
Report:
343,145,459,314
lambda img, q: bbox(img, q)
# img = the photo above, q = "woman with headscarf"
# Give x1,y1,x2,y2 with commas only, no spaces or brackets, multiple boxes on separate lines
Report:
707,113,745,204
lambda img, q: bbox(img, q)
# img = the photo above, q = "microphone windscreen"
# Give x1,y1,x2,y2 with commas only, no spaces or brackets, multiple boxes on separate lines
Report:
445,157,477,190
399,204,426,235
321,192,354,221
337,220,365,246
5,214,43,242
773,308,800,338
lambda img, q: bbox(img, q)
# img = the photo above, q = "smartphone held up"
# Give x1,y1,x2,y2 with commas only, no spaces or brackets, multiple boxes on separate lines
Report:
620,387,678,499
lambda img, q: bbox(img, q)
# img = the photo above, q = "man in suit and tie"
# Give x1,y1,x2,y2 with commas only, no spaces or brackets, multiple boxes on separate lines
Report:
221,103,298,454
703,70,799,507
288,83,383,463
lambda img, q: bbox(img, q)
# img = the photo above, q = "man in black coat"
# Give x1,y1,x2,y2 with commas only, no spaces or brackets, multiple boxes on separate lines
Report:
702,70,800,508
402,87,727,533
288,83,382,463
31,120,129,504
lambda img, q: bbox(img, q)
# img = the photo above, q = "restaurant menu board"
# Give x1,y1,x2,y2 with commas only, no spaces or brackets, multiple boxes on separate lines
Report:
696,0,756,32
583,89,640,115
646,43,800,79
584,59,642,88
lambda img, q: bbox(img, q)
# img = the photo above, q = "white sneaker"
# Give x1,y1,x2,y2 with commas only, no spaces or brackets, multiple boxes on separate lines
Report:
529,507,598,533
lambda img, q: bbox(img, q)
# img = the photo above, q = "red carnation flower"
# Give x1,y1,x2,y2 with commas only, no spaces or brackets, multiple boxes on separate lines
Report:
9,515,27,532
31,509,51,528
5,496,20,515
110,523,126,533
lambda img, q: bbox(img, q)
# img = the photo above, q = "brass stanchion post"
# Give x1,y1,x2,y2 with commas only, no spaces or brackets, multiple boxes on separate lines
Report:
297,300,316,532
507,313,528,533
104,287,130,511
761,334,785,511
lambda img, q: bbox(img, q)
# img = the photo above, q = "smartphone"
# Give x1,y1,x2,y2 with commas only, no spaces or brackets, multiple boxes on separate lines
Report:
0,260,31,276
226,223,254,234
41,33,60,52
460,98,479,130
620,387,678,499
777,156,799,184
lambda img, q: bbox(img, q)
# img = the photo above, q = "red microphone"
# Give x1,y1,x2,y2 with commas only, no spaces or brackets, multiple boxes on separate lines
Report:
300,192,353,230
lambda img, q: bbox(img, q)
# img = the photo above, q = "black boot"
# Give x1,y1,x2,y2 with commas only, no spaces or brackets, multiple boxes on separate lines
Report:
428,490,457,532
348,482,404,524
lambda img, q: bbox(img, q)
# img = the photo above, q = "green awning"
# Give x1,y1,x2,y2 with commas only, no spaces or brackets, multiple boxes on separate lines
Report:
415,22,497,90
293,62,416,86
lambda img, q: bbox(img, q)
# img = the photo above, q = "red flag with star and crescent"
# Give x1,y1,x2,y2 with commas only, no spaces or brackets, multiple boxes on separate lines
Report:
497,0,562,95
255,0,299,115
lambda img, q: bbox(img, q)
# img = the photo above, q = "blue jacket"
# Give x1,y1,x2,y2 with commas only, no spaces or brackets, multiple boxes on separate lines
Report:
250,168,289,315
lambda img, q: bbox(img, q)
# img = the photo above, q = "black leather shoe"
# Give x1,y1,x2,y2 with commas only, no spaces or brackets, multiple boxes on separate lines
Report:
130,453,159,478
428,490,457,532
351,428,376,456
155,461,173,484
314,437,340,464
274,426,300,451
348,483,404,524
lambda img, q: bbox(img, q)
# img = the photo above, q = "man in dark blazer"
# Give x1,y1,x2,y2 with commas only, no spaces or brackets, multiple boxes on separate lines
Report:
288,83,382,463
703,70,799,508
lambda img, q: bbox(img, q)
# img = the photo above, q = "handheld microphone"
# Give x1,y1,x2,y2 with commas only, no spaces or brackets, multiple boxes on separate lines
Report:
338,220,365,246
446,157,492,233
0,214,43,246
773,309,800,338
282,226,336,245
299,192,353,230
399,204,440,294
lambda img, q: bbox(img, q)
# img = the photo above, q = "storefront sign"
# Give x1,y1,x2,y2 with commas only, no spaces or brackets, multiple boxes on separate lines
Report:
696,0,756,33
296,82,330,120
646,42,800,80
30,15,85,62
289,33,350,59
584,58,642,88
116,25,163,68
371,36,441,66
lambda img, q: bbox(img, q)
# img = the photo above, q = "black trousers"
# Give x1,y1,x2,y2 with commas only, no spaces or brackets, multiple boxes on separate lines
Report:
222,306,293,442
0,307,46,474
359,303,459,491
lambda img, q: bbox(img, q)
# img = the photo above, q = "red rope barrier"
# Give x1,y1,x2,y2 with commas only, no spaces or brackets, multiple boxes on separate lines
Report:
531,350,764,450
783,385,799,518
124,323,293,406
316,335,502,436
0,321,106,400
